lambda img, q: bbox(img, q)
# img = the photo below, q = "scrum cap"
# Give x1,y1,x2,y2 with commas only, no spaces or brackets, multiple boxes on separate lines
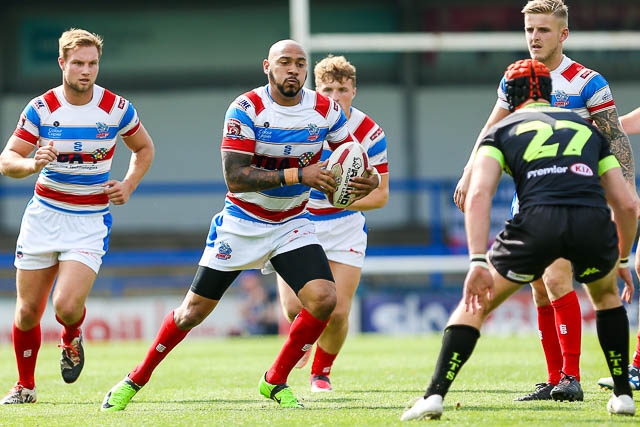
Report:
505,59,552,112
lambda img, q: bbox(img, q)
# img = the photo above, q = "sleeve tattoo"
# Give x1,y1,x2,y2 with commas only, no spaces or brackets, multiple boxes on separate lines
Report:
592,109,635,184
222,150,281,192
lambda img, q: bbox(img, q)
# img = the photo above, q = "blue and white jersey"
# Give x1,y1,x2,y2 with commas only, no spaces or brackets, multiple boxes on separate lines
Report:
498,55,615,120
307,106,389,219
221,85,352,223
13,85,141,214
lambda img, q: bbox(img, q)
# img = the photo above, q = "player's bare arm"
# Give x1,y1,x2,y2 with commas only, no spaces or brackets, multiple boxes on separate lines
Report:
592,109,635,185
103,124,155,205
601,168,638,303
454,102,509,212
621,106,640,135
0,137,57,178
348,172,389,211
222,151,337,193
345,167,381,205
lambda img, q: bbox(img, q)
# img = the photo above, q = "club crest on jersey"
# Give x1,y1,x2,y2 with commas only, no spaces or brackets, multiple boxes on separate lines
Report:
96,122,110,138
216,241,232,260
225,118,243,139
306,123,320,141
91,148,109,160
298,151,314,167
553,90,570,108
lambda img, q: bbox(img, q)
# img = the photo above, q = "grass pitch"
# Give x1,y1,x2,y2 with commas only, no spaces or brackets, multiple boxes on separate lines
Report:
0,332,637,426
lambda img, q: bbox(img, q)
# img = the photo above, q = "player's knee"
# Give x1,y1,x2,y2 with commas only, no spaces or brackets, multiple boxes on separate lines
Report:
299,280,336,320
173,305,209,330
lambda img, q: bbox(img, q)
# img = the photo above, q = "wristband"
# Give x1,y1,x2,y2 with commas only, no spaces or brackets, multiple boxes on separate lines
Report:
284,168,298,186
278,169,286,187
298,168,303,184
469,253,489,270
620,257,630,268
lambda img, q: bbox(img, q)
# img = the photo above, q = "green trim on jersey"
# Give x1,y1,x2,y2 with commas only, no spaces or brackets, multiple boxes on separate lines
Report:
478,145,504,168
598,154,620,176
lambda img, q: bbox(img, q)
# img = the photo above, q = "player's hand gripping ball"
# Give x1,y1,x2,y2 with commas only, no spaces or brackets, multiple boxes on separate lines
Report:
326,141,369,208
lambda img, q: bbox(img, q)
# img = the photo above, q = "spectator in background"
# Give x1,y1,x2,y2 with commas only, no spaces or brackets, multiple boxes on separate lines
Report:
0,28,155,404
238,271,279,336
453,0,636,402
402,58,636,421
276,54,389,393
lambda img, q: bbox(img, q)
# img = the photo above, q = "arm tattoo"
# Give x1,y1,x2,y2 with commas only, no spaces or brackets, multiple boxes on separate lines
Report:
222,151,281,192
592,109,635,184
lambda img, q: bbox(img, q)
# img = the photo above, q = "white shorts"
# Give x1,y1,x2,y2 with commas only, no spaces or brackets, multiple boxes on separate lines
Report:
14,198,111,273
199,212,320,272
312,212,367,268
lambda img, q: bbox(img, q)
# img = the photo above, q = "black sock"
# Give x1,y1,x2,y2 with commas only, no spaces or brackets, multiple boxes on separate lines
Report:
425,325,480,398
596,306,631,396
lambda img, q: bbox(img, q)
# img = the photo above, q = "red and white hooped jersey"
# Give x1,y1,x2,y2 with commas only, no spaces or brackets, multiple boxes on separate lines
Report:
13,85,141,214
498,55,616,120
221,85,353,224
307,106,389,218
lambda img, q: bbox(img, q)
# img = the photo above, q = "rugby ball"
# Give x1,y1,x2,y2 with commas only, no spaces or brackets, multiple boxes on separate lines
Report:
326,141,369,208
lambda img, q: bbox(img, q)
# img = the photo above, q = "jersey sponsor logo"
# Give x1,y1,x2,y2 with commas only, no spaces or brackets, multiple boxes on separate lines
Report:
92,148,109,160
570,163,594,176
370,127,383,141
307,123,320,141
35,99,45,109
48,127,63,138
526,165,568,179
255,127,272,141
579,267,600,277
225,118,243,139
298,151,314,167
506,270,534,282
96,122,110,138
215,241,232,260
18,113,27,128
580,69,594,79
236,99,252,111
118,98,125,109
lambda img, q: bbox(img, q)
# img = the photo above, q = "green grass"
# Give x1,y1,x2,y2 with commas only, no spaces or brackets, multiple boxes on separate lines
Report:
0,332,637,426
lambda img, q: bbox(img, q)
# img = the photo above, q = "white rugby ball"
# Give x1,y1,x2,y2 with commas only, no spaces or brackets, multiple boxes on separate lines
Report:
326,141,369,208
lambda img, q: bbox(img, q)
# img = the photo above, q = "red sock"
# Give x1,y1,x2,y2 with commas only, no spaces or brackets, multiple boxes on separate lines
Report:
551,290,581,381
129,311,189,386
311,345,338,377
633,330,640,368
13,324,41,390
537,304,563,385
56,307,86,345
266,308,328,384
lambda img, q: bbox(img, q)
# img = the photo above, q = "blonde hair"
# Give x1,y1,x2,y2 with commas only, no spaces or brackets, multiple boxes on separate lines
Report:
522,0,569,27
314,55,356,88
58,28,104,60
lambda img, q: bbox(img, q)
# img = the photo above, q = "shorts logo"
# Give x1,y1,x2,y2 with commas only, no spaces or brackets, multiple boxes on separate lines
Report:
298,151,314,167
506,270,534,282
216,241,232,260
579,267,600,277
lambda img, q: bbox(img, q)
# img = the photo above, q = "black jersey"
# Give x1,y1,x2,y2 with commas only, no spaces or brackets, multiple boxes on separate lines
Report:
478,103,620,212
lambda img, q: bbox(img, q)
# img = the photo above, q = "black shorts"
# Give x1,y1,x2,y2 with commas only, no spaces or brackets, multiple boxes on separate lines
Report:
489,205,618,284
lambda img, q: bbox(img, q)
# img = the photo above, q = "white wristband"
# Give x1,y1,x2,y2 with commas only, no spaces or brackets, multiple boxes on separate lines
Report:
469,253,488,269
620,257,630,268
